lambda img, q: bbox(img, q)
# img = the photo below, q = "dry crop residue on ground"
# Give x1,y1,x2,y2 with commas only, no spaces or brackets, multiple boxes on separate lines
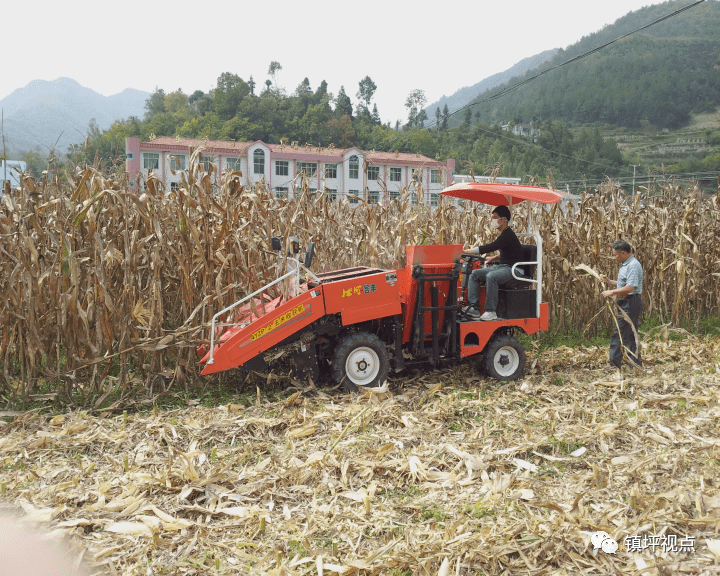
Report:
1,333,720,575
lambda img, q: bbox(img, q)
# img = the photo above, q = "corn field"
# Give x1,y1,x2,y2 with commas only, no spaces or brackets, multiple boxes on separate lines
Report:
1,149,719,406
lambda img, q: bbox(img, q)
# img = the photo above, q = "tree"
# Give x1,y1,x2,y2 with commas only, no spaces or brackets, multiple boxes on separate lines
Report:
268,61,282,92
189,90,205,104
68,116,142,170
249,76,256,96
213,73,250,120
356,76,377,116
442,104,450,130
195,95,213,116
164,89,188,114
294,77,312,100
416,109,428,128
435,107,441,131
177,112,223,140
327,115,355,147
21,148,45,177
144,88,167,119
335,86,353,119
372,104,381,125
298,101,333,145
315,80,328,104
464,108,472,126
405,89,427,128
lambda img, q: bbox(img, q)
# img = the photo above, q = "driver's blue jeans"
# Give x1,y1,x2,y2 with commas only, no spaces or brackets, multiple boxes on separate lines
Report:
468,265,514,312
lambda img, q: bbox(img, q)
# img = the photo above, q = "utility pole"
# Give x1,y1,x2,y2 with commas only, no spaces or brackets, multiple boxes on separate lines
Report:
629,164,640,196
1,109,6,190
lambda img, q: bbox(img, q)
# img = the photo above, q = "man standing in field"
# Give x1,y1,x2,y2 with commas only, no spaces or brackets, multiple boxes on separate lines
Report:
462,205,524,321
601,240,643,368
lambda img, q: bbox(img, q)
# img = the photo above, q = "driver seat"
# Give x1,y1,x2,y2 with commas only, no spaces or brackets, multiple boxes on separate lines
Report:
503,244,537,290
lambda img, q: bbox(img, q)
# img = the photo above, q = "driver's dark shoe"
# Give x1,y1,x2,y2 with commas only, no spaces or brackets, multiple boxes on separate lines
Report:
462,306,481,321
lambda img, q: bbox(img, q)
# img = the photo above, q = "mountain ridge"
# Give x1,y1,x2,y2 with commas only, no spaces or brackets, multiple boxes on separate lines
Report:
424,48,560,119
0,78,149,153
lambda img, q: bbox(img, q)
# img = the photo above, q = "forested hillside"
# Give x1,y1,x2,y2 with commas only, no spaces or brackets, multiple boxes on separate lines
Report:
459,0,720,130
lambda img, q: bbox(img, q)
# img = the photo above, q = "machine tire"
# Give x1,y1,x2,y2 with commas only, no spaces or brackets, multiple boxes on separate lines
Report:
331,332,390,392
482,334,526,381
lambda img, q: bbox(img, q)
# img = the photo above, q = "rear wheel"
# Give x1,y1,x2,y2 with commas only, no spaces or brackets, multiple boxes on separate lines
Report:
331,332,390,392
482,334,526,381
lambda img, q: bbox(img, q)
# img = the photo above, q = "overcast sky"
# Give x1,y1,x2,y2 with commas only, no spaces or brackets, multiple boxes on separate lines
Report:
4,0,671,124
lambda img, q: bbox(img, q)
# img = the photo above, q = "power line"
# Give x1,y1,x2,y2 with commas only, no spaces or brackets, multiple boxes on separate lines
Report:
553,171,720,187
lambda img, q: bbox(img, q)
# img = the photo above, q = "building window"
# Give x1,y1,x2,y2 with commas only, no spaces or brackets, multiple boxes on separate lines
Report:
169,154,186,171
430,193,439,207
170,182,180,191
143,153,159,170
367,166,380,180
349,189,359,204
253,149,265,174
431,169,441,184
389,190,400,201
275,160,288,176
325,188,337,201
325,163,337,179
297,161,317,175
411,193,417,204
126,152,134,160
274,186,288,199
368,190,380,204
349,155,359,179
201,155,214,172
390,167,402,182
226,157,240,172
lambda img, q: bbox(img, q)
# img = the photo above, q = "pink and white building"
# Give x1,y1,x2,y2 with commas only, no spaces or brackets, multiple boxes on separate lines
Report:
125,137,455,205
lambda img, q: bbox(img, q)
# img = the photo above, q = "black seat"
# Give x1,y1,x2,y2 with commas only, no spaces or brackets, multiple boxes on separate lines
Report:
503,244,537,290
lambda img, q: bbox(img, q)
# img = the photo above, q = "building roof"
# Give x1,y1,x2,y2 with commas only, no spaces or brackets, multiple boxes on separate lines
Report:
140,136,443,166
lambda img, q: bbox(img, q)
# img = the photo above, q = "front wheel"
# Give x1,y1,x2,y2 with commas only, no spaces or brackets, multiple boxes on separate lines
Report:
482,334,526,381
331,332,390,392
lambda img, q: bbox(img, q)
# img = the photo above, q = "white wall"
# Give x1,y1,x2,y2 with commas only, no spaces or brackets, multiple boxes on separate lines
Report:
271,158,295,196
247,143,270,186
342,150,363,197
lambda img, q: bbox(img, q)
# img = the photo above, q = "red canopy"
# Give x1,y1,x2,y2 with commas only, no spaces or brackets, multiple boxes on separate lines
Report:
441,182,562,206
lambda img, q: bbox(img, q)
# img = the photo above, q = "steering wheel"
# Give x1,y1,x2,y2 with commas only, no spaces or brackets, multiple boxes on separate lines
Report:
460,253,485,265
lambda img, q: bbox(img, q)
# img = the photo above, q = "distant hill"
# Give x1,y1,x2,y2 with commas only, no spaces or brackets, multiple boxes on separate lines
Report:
0,78,149,153
459,0,720,130
424,48,560,119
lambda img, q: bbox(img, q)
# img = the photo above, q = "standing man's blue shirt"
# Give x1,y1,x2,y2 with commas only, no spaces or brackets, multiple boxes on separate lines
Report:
617,255,643,295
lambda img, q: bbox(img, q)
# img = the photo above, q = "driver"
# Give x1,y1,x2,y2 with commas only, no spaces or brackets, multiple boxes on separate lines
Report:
462,205,524,321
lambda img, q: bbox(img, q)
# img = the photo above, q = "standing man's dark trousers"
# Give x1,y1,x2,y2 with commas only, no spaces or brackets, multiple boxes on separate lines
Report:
609,294,642,367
